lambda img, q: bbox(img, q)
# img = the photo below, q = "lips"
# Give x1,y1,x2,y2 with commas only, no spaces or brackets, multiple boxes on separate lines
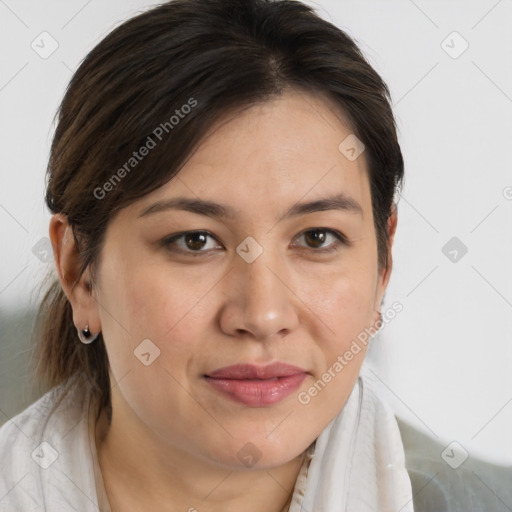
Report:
207,362,306,379
204,363,307,407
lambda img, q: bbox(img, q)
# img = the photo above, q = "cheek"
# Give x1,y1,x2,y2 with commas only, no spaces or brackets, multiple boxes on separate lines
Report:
293,273,376,431
298,260,378,347
99,250,216,339
97,259,212,435
97,255,225,388
123,265,220,343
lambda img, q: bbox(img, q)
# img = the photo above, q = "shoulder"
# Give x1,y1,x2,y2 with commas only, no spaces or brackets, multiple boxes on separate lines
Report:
0,385,66,510
0,384,70,473
397,418,512,512
0,378,99,512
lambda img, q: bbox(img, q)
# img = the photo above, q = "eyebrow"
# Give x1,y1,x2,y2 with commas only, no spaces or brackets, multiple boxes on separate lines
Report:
138,192,363,220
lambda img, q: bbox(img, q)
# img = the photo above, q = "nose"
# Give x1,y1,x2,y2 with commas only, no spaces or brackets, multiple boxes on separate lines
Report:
218,248,300,341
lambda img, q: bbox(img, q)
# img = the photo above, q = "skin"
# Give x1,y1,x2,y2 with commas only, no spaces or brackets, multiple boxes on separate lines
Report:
50,91,397,512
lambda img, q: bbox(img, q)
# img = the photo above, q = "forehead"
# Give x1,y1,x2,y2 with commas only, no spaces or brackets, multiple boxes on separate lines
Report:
138,91,372,219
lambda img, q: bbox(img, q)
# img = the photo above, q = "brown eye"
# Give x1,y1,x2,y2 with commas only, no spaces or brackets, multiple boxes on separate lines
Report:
184,232,208,250
304,229,327,248
294,228,347,253
162,231,222,255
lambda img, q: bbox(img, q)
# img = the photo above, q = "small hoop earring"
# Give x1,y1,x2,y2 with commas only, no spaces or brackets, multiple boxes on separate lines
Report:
78,324,99,344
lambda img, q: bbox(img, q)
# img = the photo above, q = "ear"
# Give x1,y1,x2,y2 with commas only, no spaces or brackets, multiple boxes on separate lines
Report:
49,214,101,336
373,204,398,312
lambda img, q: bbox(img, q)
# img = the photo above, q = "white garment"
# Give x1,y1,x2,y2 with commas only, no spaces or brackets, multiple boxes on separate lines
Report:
0,376,109,512
0,368,413,512
289,366,414,512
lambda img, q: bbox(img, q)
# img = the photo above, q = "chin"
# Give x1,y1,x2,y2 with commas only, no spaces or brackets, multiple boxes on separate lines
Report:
205,431,312,471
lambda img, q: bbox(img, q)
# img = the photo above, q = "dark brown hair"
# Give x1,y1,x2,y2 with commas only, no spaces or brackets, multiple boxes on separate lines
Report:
32,0,404,412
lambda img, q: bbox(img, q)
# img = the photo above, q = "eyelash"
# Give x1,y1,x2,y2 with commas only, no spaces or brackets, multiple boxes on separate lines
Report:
161,228,350,257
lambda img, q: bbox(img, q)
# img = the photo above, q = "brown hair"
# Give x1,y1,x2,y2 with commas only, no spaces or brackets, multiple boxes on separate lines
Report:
32,0,404,412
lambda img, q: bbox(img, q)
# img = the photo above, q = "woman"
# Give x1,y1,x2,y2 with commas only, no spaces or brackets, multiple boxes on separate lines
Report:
0,0,510,511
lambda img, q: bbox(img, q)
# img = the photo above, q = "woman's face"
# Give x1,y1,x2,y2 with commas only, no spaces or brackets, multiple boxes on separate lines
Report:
86,91,394,469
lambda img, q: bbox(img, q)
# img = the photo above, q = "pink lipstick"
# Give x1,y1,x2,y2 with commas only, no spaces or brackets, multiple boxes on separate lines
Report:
204,363,307,407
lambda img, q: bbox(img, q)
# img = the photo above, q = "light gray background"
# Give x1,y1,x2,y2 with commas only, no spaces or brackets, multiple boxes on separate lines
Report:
1,0,511,465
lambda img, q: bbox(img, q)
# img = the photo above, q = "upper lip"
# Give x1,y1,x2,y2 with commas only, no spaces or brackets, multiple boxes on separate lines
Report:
206,363,306,380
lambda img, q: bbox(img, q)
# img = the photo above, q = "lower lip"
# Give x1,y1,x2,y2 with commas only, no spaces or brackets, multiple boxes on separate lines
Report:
204,373,307,407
